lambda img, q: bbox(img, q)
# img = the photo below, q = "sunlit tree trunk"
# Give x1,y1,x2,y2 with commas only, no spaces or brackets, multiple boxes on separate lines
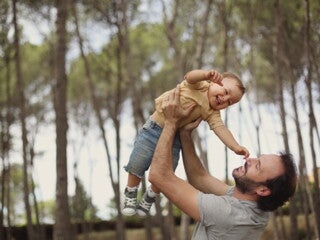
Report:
12,0,35,239
53,0,74,239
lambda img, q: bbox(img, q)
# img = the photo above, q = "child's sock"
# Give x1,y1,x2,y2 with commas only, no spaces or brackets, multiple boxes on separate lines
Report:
127,185,138,192
147,186,157,198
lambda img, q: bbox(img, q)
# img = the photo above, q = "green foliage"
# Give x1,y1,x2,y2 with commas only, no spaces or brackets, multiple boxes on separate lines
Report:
0,164,24,225
70,178,99,222
0,0,319,230
37,199,56,223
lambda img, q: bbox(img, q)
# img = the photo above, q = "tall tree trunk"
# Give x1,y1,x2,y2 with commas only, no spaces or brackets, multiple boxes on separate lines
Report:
304,0,320,235
161,0,184,82
53,0,73,239
30,137,46,240
179,2,215,237
5,164,12,240
0,132,5,240
12,0,35,239
167,202,177,240
289,70,313,239
274,0,295,239
73,2,125,240
0,37,11,240
246,0,263,156
282,22,316,237
117,0,145,129
218,0,231,184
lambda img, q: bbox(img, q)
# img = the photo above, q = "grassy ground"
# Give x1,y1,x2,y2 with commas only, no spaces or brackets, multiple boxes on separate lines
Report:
77,214,316,240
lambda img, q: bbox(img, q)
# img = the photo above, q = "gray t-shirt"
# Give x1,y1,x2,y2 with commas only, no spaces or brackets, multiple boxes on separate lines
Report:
192,187,270,240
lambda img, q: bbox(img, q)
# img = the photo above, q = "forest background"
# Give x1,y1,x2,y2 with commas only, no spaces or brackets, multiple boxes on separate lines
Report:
0,0,320,239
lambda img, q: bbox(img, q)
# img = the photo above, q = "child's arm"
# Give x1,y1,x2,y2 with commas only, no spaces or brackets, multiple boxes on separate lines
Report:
184,69,223,86
213,125,250,158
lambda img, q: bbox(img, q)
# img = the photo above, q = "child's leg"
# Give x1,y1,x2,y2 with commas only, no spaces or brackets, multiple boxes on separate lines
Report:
137,184,160,217
127,172,141,188
136,134,181,217
122,173,141,216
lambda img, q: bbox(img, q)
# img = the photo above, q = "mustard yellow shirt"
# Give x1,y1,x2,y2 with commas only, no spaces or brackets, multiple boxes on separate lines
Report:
153,80,224,130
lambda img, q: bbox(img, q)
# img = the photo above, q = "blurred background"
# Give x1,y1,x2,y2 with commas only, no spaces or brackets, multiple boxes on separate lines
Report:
0,0,319,239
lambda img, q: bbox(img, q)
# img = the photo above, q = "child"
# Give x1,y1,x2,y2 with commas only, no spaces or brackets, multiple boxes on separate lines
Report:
122,69,249,217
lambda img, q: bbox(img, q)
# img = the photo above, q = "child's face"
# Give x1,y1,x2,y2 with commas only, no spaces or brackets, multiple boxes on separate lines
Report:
207,78,243,111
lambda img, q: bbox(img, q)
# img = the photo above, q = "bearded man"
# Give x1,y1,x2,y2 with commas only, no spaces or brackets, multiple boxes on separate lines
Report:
148,85,297,240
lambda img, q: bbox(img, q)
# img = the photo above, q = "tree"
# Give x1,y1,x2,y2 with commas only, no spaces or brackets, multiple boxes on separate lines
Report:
70,178,98,222
0,1,12,239
304,0,320,235
12,0,35,239
53,0,74,239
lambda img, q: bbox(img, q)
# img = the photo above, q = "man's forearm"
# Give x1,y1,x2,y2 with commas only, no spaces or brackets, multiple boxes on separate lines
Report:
180,130,208,188
149,121,177,189
180,130,230,195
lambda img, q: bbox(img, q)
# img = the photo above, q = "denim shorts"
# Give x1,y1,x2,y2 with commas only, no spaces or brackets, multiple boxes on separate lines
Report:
124,118,181,178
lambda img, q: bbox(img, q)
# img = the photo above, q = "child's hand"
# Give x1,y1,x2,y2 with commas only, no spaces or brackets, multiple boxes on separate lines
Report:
234,145,250,159
207,70,223,86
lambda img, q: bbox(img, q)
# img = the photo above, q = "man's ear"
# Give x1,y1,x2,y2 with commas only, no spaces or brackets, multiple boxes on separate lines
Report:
256,186,271,197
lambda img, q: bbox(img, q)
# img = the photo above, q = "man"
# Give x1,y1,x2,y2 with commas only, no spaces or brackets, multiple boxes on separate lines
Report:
149,85,297,239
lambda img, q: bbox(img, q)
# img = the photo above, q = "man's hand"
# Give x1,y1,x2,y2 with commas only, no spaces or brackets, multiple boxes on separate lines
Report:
180,117,202,136
162,84,196,126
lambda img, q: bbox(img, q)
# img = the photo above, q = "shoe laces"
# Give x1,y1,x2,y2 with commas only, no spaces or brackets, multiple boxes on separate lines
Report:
125,196,136,207
139,195,155,211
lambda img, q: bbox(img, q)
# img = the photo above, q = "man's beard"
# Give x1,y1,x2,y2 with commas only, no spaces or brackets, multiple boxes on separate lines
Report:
232,171,261,194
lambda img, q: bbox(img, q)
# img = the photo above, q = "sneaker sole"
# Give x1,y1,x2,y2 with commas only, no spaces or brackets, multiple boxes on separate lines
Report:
136,209,147,217
122,209,136,216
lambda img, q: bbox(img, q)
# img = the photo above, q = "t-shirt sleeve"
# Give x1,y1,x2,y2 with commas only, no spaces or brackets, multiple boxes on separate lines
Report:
198,192,232,227
206,110,224,130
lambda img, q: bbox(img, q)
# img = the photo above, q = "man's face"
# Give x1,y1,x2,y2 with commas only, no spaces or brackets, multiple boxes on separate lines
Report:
232,154,285,194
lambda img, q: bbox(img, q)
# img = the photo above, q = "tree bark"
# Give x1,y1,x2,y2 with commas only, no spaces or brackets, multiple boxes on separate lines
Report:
218,0,231,184
12,0,35,239
53,0,74,239
274,0,297,239
73,1,126,239
304,0,320,236
0,34,12,240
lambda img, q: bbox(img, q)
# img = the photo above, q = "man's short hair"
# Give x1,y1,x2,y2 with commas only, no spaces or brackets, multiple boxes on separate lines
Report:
257,152,297,211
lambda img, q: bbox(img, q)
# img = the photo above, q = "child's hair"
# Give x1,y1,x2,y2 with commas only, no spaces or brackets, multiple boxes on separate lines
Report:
222,72,246,94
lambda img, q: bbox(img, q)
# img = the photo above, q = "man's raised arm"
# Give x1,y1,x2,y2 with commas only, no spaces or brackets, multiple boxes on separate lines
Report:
148,85,201,220
179,125,230,196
